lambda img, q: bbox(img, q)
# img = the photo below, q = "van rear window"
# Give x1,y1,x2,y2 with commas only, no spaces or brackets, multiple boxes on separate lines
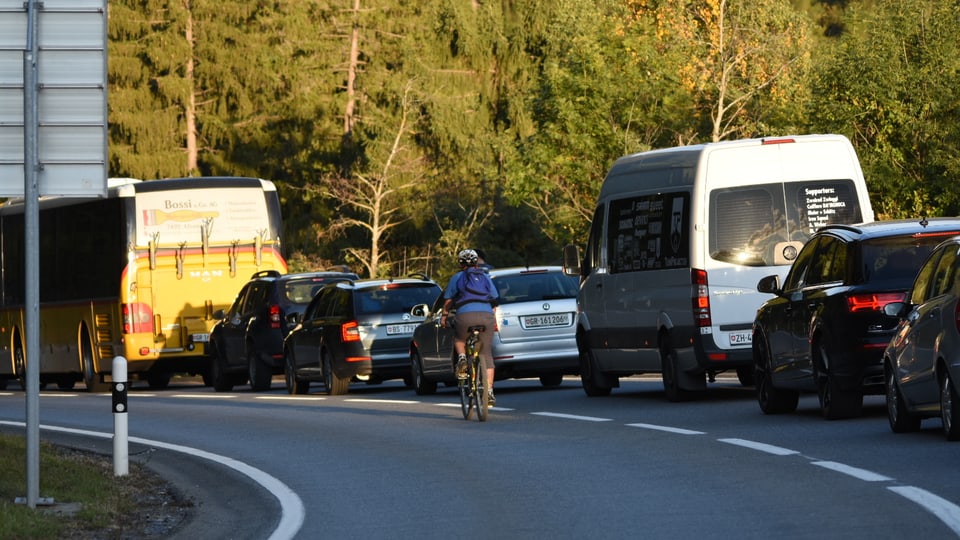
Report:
710,180,862,267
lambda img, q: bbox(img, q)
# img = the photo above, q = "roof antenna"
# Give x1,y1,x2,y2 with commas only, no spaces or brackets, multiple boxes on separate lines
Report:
920,216,929,228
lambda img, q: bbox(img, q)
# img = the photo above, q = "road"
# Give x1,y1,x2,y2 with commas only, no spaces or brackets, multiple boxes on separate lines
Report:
2,374,960,539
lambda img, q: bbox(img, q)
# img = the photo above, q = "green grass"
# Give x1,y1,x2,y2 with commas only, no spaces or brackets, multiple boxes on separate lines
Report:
0,432,157,539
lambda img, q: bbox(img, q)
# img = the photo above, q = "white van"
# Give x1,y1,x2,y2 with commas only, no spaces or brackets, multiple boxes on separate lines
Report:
562,134,875,400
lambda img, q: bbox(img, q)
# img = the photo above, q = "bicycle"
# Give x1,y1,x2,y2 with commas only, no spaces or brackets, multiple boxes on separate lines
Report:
459,325,488,422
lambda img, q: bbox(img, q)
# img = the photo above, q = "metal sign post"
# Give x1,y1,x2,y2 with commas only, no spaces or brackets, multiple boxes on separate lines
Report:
1,0,108,508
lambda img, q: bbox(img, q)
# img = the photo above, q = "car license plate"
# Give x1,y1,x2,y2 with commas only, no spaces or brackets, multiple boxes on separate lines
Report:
386,323,418,335
522,313,572,329
192,333,210,343
728,331,752,345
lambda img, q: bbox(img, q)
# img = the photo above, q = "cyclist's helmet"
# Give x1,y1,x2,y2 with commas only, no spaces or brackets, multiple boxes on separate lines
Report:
458,249,479,267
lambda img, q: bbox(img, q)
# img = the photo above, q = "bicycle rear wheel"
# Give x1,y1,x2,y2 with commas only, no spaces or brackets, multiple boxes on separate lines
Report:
458,371,472,420
475,357,488,422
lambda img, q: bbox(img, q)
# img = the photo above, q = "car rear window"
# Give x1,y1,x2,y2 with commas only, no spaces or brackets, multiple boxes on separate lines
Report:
861,235,946,286
283,277,352,305
492,272,579,305
356,284,440,314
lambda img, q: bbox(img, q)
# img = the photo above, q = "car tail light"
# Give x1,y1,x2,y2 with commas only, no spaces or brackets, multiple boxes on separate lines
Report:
846,292,906,313
269,304,281,329
692,269,711,328
122,303,154,334
341,320,361,342
955,301,960,335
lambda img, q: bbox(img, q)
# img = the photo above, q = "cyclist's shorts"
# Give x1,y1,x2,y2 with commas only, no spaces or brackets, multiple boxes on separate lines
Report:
454,310,496,371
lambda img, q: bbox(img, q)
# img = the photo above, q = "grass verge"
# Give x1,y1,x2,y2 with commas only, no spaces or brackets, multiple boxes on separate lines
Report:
0,432,191,539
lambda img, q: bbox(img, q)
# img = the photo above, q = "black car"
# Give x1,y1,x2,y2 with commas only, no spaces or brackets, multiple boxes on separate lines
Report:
752,218,960,419
208,269,358,392
283,276,442,395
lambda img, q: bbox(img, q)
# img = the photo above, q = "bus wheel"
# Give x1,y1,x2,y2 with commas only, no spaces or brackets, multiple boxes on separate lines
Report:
147,373,171,389
80,329,109,393
13,340,25,390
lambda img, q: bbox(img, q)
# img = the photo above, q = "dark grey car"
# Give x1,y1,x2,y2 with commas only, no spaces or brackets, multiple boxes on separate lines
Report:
884,235,960,440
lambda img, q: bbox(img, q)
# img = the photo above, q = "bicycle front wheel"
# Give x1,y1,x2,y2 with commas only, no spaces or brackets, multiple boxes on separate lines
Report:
458,374,472,420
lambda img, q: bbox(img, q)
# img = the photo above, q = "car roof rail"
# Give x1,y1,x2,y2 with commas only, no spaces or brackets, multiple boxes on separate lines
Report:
406,272,431,281
250,269,282,279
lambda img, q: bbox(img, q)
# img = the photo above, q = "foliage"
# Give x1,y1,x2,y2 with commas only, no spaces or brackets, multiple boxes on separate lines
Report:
105,1,951,274
808,0,960,218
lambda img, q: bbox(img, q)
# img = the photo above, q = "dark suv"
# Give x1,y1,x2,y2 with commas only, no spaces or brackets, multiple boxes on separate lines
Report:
208,269,359,392
752,218,960,419
283,276,441,395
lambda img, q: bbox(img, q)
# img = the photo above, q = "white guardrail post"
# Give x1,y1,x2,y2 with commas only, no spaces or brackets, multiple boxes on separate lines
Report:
112,356,128,476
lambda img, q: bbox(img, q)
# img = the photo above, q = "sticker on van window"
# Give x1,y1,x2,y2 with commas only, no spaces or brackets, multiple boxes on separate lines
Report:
607,193,690,273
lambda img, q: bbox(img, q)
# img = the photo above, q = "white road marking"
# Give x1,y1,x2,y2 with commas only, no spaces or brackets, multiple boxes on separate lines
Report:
0,420,304,540
533,412,612,422
717,438,799,456
812,461,892,482
347,398,419,405
627,423,704,435
170,394,237,399
889,486,960,536
256,396,326,402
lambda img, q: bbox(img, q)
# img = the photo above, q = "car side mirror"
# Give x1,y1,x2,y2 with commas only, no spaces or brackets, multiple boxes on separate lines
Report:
757,275,781,295
213,309,225,320
562,244,581,277
883,302,908,319
286,312,301,325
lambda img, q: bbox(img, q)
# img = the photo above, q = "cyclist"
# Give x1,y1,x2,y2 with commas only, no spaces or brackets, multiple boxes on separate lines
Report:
440,249,499,405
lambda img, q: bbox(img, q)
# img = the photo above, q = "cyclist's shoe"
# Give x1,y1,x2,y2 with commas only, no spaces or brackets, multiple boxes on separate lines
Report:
456,355,468,380
487,390,496,407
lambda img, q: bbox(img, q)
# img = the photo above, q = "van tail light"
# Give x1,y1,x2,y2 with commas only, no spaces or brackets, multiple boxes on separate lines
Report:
846,292,906,313
341,321,361,342
692,269,711,328
269,304,281,329
123,303,155,334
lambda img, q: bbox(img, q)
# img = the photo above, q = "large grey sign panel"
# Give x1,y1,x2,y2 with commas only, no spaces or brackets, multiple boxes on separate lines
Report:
0,0,107,197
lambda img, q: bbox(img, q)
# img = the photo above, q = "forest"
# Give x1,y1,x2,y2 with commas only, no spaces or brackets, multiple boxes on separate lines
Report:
107,0,960,281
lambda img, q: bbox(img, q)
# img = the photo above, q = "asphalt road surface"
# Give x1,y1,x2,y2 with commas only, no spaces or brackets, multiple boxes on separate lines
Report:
3,374,960,540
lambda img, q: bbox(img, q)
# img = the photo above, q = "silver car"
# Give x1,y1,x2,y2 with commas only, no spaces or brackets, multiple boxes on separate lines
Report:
884,235,960,440
409,266,580,395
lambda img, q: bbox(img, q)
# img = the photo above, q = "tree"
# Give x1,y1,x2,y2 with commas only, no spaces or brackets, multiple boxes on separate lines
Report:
809,0,960,218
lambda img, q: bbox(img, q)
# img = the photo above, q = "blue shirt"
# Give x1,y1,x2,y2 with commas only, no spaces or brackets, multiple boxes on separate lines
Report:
443,269,498,314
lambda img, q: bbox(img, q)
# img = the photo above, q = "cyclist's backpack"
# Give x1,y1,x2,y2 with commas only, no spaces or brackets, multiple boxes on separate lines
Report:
455,267,494,308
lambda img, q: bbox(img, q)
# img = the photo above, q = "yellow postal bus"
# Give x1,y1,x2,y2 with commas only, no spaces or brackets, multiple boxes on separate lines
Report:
0,177,286,391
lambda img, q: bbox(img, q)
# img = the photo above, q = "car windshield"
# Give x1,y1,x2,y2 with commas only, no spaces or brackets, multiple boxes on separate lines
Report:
492,272,579,305
861,236,944,286
356,284,440,314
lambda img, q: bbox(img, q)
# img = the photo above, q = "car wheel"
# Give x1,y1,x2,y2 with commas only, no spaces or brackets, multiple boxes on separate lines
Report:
755,337,799,414
248,342,272,392
736,367,755,387
940,371,960,441
56,376,76,391
284,349,309,395
579,344,612,397
13,339,25,390
886,363,921,433
322,350,349,396
814,341,862,420
209,341,234,392
412,351,437,396
539,373,563,387
661,345,690,402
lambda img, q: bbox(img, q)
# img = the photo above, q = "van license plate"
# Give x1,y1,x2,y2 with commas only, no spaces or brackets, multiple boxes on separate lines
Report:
729,332,752,345
192,333,210,343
